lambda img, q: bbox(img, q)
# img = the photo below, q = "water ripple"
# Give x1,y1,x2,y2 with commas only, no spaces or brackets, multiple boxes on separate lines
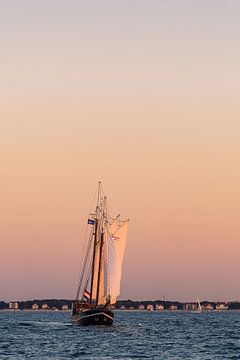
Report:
1,310,240,359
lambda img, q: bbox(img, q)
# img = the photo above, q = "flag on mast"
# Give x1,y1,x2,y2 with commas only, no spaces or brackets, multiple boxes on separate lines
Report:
83,289,90,302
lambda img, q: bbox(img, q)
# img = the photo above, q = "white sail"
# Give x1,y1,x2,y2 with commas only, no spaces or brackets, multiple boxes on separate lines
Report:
197,298,202,312
107,219,129,304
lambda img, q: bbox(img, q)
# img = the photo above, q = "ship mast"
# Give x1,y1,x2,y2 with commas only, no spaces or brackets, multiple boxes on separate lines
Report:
89,182,101,305
96,196,107,306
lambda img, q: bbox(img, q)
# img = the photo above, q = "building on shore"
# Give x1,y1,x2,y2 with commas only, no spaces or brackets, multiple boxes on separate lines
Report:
61,305,69,311
9,302,19,310
156,304,164,311
138,304,145,310
203,303,214,311
216,303,229,311
170,304,178,310
32,304,39,310
41,303,49,310
147,304,154,311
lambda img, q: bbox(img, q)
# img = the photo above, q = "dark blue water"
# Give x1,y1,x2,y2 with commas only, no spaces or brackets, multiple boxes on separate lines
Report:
1,310,240,359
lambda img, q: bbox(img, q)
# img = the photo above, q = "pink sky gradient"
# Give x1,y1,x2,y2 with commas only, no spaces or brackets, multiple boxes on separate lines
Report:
1,1,240,301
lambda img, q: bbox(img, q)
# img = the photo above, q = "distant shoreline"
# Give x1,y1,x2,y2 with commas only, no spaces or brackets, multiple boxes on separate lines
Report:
1,299,240,311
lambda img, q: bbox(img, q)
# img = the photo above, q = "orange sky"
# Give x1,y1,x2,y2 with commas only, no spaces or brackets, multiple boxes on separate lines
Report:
1,1,240,301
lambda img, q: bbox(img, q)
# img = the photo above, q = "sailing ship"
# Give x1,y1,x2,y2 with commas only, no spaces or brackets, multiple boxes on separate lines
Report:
71,182,129,326
192,298,203,313
196,298,203,312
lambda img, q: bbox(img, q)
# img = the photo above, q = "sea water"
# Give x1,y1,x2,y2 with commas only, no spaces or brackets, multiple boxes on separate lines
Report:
0,310,240,359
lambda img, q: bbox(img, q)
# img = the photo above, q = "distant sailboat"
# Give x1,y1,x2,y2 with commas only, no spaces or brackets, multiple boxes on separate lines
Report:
194,299,203,313
71,182,129,326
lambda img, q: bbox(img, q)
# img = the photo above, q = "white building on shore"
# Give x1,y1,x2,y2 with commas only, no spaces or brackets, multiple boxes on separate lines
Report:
216,303,229,311
203,303,214,310
41,303,49,310
9,302,19,310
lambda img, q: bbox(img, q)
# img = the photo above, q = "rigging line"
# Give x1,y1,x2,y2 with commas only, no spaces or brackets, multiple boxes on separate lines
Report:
82,257,92,297
77,254,92,302
75,182,99,300
103,230,108,298
78,183,99,270
80,245,95,301
78,182,99,269
100,184,115,221
103,197,109,298
96,231,104,306
95,192,106,306
76,221,90,292
75,227,93,300
89,219,98,304
88,183,99,216
99,181,105,198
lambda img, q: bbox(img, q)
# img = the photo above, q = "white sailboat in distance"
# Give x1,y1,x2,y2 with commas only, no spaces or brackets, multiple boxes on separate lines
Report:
195,298,203,313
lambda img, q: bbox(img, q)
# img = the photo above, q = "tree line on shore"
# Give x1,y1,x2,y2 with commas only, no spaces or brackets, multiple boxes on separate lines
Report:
1,299,240,310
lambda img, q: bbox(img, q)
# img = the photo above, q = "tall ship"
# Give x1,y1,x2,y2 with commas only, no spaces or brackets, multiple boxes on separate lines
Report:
71,182,129,326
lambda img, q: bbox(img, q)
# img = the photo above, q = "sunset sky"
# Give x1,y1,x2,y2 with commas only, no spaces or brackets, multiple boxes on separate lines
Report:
1,0,240,302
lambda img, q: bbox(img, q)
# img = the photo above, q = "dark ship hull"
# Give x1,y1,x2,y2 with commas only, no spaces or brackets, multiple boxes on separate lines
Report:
71,307,114,326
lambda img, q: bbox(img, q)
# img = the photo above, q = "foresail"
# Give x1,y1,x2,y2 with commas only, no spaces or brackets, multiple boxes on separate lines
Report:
107,219,129,304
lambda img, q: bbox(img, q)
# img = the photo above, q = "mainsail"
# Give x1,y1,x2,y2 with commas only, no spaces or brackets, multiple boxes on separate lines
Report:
107,219,129,304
